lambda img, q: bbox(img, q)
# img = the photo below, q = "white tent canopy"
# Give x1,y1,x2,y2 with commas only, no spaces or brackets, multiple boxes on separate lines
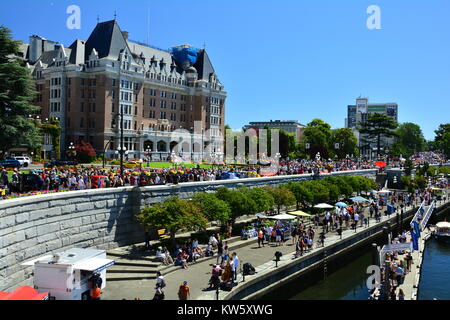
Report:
266,213,297,220
314,203,334,209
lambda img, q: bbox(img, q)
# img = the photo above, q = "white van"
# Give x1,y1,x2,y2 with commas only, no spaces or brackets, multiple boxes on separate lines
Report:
14,156,32,167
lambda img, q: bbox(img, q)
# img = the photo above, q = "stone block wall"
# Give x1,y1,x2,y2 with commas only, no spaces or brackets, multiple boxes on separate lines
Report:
0,169,377,291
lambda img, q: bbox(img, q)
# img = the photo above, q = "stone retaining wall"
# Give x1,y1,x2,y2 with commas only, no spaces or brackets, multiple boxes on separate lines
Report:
0,169,377,291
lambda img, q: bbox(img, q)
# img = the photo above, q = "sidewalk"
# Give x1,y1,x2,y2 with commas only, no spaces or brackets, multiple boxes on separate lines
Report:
102,200,424,300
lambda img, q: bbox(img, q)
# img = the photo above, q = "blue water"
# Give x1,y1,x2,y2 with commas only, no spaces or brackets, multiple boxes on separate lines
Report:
289,252,372,300
419,211,450,300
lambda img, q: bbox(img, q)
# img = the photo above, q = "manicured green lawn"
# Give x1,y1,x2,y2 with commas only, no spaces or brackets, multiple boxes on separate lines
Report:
141,162,214,169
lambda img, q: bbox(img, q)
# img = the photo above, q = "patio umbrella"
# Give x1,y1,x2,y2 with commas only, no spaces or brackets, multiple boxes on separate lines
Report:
377,190,392,194
335,202,348,208
350,196,370,202
288,210,313,217
267,213,297,220
256,213,269,219
375,161,386,168
314,203,334,209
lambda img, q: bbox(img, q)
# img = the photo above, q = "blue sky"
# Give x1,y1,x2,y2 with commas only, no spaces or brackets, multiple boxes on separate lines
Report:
1,0,449,140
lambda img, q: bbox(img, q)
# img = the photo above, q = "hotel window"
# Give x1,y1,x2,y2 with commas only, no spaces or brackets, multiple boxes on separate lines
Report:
112,103,115,113
135,106,138,115
160,101,166,109
80,102,84,112
80,118,84,128
112,90,115,99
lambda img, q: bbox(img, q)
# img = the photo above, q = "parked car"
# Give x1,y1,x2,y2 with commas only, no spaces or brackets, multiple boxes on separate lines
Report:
123,160,142,169
14,156,32,167
0,159,21,168
44,159,78,168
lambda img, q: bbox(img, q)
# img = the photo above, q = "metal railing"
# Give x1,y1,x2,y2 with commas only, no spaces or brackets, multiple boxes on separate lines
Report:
410,200,426,229
420,200,435,230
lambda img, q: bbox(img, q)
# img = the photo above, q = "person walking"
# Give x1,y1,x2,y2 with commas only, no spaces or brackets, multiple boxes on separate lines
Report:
178,281,190,300
216,238,223,264
258,228,265,248
155,271,166,289
90,284,101,300
398,289,405,300
231,252,239,283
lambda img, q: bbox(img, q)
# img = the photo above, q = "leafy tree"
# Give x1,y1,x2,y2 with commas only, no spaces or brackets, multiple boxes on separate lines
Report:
265,186,296,214
192,192,230,225
358,113,398,156
136,196,207,242
390,122,425,157
0,26,41,153
303,180,330,204
241,187,274,213
437,132,450,159
283,181,313,209
331,128,359,159
302,119,332,158
279,129,297,158
215,187,258,226
324,177,353,198
320,180,340,202
434,123,450,145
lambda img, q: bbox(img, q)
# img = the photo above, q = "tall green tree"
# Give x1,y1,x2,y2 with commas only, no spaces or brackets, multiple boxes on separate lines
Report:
240,187,274,213
434,124,450,158
302,119,332,158
265,186,296,214
136,196,207,242
0,26,40,153
192,192,231,225
215,187,258,226
390,122,425,157
358,113,398,156
331,128,359,159
283,181,313,209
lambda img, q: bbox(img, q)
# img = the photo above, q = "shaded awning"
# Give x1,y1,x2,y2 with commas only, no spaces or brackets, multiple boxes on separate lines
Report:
73,258,115,273
288,210,313,217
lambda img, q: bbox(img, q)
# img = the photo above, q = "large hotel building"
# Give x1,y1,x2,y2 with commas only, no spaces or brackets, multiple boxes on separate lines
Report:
19,19,226,160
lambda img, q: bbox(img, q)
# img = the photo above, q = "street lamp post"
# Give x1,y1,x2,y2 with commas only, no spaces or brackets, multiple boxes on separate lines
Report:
67,142,76,161
145,147,151,168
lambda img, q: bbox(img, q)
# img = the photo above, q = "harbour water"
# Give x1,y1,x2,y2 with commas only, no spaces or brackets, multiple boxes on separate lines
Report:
418,210,450,300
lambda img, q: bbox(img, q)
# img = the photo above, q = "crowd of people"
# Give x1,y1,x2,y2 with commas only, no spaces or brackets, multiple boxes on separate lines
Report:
410,151,448,166
0,157,395,198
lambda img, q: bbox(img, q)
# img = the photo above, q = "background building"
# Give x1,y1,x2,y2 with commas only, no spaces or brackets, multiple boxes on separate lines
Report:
243,120,305,142
21,19,226,161
346,97,398,159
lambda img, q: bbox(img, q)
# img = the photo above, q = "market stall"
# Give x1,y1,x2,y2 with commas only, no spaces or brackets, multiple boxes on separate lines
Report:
21,248,114,300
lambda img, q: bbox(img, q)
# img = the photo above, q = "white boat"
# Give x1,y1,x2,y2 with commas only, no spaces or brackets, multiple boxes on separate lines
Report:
434,221,450,242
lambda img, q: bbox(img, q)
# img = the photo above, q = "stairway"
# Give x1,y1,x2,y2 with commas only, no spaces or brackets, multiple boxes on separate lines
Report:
105,236,249,281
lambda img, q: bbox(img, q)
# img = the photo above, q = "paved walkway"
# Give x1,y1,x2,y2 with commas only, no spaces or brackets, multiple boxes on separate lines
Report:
102,199,428,300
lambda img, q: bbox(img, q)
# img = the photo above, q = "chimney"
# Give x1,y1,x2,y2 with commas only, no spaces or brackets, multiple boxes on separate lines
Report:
122,31,129,40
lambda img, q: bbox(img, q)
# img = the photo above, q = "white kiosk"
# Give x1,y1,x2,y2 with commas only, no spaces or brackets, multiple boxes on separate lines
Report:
22,248,115,300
